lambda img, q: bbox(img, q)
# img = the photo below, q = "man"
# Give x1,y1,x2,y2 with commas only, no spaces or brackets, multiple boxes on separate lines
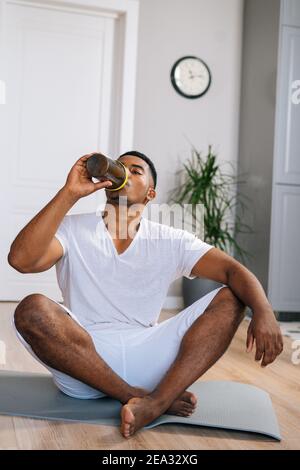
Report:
8,151,283,439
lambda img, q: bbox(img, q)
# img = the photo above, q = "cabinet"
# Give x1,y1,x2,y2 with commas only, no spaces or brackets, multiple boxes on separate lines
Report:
238,0,300,317
268,0,300,314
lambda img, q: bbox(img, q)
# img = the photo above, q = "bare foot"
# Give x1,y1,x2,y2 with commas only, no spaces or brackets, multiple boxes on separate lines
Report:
120,392,197,439
121,396,162,438
133,387,197,417
166,390,197,416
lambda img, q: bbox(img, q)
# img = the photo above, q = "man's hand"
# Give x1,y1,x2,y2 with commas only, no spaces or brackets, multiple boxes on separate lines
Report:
246,308,284,367
64,153,113,201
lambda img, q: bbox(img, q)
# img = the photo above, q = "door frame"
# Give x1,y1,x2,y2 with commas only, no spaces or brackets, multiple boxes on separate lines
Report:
1,0,140,155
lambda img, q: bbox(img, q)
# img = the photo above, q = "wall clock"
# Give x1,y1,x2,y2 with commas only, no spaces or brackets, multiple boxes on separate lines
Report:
170,56,211,99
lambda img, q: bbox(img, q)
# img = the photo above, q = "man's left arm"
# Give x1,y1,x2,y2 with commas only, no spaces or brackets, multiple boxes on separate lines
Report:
190,247,284,367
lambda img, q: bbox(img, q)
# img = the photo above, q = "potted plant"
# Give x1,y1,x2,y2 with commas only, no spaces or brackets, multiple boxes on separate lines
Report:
167,144,252,308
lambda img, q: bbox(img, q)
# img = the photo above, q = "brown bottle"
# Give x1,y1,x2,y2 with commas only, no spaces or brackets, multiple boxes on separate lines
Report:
86,153,128,191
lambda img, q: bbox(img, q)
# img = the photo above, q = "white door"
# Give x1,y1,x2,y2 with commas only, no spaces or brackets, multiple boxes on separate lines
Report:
0,1,116,300
268,185,300,311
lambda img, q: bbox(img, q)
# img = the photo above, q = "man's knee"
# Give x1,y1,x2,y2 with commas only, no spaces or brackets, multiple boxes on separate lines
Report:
213,287,246,322
14,293,53,337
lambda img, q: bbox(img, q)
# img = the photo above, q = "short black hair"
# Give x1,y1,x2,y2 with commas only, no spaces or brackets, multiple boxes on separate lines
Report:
117,150,157,189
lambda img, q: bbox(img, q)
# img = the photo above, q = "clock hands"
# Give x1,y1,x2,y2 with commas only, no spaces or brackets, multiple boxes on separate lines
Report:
188,71,204,80
187,67,204,79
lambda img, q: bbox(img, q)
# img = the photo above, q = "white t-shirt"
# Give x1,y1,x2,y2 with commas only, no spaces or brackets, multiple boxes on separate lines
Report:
54,211,214,330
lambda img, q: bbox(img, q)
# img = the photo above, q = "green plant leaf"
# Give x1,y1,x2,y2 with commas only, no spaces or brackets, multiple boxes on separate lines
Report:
166,144,254,260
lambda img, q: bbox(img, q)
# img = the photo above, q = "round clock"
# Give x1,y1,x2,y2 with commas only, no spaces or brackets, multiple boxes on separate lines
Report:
170,56,211,99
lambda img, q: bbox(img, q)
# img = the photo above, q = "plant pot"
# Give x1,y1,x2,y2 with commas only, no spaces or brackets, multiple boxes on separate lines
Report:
182,276,223,308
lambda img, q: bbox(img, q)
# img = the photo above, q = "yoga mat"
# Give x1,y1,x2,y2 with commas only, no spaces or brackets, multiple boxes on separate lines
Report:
0,371,281,440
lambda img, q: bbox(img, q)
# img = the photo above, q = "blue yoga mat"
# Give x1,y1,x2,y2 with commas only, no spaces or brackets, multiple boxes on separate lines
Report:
0,370,281,440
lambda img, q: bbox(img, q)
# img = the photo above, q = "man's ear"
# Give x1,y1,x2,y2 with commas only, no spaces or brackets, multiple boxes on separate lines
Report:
146,187,156,202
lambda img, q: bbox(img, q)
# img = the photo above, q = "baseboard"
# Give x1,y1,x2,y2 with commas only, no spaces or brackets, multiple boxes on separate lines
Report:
163,296,184,310
275,311,300,322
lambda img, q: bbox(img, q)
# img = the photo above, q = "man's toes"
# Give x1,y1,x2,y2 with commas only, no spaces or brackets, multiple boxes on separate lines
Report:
174,402,195,417
181,391,197,407
180,401,195,412
188,393,197,407
121,405,135,437
183,403,195,414
190,396,197,406
178,410,193,417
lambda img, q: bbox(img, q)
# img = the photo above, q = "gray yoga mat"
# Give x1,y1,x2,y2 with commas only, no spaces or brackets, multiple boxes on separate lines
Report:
0,370,281,440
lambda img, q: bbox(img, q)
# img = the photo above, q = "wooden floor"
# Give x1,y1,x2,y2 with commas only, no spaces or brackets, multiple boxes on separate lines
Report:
0,302,299,450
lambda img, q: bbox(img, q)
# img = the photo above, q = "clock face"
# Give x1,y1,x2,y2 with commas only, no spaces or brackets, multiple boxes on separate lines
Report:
170,56,211,99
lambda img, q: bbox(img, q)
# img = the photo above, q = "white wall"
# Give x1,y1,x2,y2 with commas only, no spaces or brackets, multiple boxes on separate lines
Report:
131,0,244,298
237,0,280,293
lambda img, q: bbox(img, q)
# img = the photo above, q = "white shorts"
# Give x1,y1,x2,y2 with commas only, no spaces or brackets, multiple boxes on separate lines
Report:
12,286,226,400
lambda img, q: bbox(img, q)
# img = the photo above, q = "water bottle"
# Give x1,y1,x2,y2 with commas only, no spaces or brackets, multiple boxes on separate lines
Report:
86,153,128,191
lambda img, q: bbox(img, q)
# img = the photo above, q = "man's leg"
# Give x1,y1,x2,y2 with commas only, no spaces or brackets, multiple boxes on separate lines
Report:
121,287,246,437
14,293,140,404
14,294,197,414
